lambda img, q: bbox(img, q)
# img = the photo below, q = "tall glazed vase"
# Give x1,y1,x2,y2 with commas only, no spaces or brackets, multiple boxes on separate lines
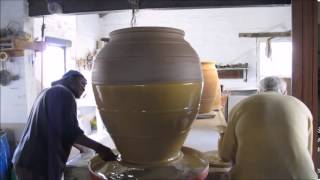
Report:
92,27,202,165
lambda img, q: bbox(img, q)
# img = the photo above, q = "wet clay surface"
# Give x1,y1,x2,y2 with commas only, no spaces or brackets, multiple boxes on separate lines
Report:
90,147,209,180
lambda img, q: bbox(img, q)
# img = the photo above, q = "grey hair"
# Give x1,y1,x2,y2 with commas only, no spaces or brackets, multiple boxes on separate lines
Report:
259,76,287,95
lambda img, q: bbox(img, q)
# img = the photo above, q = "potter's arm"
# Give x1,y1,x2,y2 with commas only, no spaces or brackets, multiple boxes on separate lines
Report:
218,109,237,163
73,143,91,153
74,134,117,161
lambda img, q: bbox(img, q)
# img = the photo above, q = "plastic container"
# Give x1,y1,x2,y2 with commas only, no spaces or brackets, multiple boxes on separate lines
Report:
0,131,10,180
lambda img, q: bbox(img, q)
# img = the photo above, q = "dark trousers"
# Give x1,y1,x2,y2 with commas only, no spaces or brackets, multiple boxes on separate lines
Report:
14,166,47,180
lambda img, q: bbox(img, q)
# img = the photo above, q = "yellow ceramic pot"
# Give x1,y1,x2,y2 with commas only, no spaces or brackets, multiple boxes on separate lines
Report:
92,27,202,165
199,62,221,114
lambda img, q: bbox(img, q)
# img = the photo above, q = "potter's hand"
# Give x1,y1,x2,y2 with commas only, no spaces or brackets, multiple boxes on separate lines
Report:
215,125,226,134
75,134,117,161
96,145,117,161
218,131,225,150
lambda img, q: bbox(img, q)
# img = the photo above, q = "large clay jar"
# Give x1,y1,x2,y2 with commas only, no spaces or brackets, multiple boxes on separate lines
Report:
92,27,202,165
199,62,221,114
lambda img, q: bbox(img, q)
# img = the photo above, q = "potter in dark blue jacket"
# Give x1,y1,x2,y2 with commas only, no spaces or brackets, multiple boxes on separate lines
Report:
12,70,117,180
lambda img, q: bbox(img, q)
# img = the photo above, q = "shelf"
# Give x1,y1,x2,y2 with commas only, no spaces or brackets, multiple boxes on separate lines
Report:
0,37,45,57
217,68,248,82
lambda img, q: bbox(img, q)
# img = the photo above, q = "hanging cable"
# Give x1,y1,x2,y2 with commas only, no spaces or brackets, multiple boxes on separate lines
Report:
128,0,139,27
265,37,273,59
40,16,46,90
255,37,259,84
41,16,46,41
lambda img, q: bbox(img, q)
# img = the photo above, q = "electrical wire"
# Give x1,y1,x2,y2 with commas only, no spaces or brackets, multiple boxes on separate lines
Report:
40,16,46,90
128,0,139,27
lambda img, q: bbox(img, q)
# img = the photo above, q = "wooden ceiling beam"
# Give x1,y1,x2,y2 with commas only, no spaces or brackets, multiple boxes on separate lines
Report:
239,31,291,38
28,0,291,17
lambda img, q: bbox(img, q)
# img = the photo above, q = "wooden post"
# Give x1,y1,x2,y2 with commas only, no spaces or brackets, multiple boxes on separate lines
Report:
292,0,318,172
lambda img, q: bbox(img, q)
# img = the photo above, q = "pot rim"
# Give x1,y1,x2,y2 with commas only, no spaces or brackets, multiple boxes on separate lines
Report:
110,26,185,36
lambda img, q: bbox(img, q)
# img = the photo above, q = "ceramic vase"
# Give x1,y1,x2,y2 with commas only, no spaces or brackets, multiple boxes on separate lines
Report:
92,27,202,165
199,62,221,114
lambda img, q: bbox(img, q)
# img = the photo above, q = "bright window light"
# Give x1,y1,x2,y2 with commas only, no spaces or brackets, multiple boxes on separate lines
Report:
43,46,65,88
259,41,292,79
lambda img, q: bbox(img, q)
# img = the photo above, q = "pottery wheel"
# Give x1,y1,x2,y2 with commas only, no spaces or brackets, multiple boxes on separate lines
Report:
89,146,209,180
203,150,232,171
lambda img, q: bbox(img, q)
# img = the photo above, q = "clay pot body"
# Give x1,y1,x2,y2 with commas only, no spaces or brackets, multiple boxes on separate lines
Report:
92,27,202,165
199,62,221,114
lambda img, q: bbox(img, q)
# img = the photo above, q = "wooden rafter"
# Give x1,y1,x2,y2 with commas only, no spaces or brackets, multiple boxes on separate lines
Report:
239,31,291,38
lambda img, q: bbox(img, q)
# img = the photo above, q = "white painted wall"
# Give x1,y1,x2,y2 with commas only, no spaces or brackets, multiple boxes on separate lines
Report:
1,4,292,125
0,0,35,125
0,53,38,124
33,14,100,60
24,51,41,113
33,15,77,60
99,6,291,89
33,15,77,41
32,14,100,105
75,14,100,59
0,0,26,30
0,57,28,123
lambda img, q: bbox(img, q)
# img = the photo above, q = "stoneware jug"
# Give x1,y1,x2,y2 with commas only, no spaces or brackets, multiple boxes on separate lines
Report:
199,61,221,114
92,27,202,165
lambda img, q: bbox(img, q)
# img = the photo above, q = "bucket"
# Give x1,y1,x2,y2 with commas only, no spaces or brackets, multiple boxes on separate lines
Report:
0,131,10,180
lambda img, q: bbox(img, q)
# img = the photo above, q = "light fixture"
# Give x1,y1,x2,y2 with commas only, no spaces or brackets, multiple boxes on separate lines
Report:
47,2,63,14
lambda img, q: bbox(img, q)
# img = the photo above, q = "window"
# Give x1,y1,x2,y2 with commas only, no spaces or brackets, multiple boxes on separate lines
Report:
42,46,65,88
259,41,292,79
